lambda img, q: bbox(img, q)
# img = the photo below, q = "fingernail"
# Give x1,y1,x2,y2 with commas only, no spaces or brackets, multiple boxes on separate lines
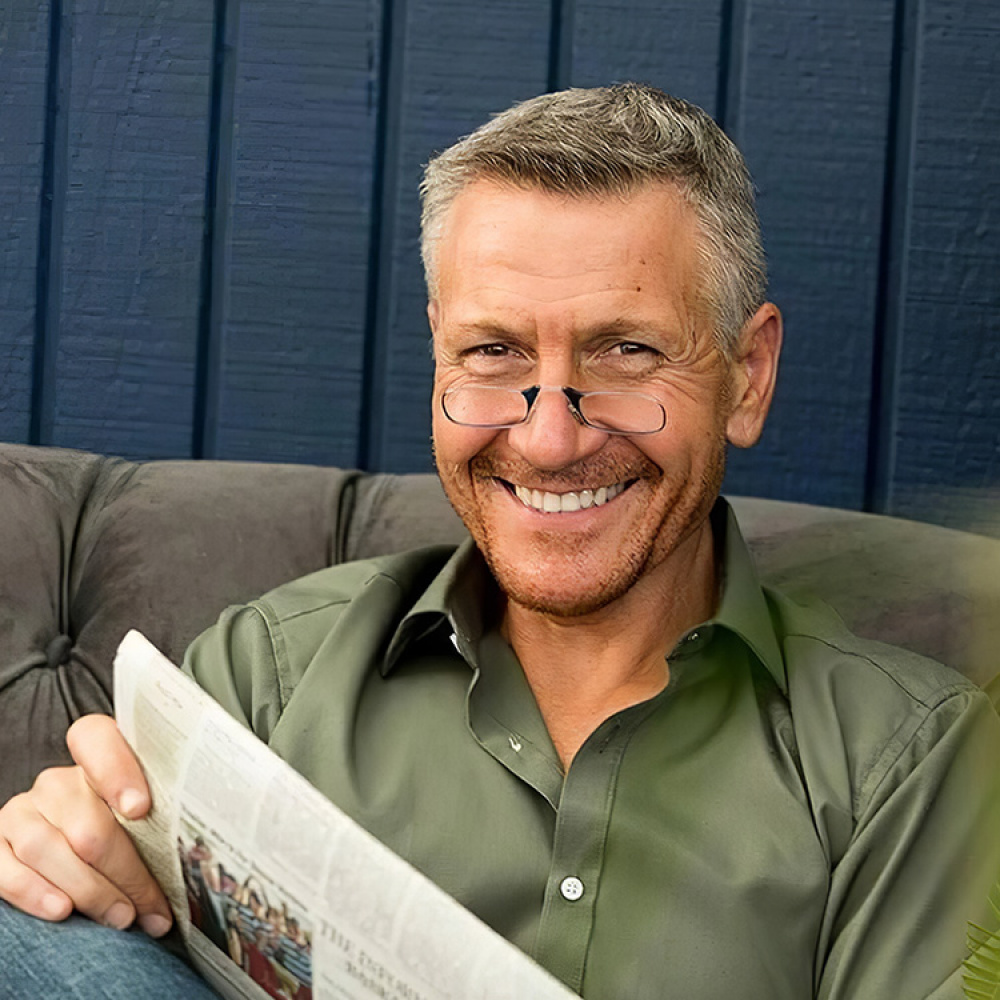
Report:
118,788,145,818
104,901,134,930
139,913,172,938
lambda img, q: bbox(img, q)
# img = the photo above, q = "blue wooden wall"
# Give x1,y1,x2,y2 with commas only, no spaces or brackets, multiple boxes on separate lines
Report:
1,0,997,535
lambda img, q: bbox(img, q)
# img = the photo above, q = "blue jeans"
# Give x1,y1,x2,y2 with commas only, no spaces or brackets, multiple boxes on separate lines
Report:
0,903,222,998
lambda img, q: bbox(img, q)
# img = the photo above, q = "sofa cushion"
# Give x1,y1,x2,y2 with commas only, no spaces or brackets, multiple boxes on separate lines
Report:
0,444,465,799
1,443,997,804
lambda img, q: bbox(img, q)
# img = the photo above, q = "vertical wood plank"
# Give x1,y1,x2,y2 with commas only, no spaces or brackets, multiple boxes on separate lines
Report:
211,0,378,465
48,0,212,458
886,0,1000,536
723,0,897,508
0,1,51,443
372,0,553,473
190,0,235,461
569,0,725,112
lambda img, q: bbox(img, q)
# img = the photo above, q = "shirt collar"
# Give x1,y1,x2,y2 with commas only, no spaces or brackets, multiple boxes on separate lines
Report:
382,498,788,695
381,537,492,676
702,498,787,694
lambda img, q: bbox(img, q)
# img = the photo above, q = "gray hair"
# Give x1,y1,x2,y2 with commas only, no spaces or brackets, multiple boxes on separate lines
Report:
420,83,766,354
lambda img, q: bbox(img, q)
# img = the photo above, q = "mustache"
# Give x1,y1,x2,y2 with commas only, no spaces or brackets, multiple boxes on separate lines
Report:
470,450,659,489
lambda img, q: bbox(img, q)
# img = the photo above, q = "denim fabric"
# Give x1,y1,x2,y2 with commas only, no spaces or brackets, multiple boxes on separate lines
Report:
0,903,221,999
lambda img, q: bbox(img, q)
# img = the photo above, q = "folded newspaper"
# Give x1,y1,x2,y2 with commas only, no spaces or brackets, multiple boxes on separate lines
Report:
113,630,576,1000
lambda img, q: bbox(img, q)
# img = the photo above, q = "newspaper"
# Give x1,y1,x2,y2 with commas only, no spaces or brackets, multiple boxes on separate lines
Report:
113,630,575,1000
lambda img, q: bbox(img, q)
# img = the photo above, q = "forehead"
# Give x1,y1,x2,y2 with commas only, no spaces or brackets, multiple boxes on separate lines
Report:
431,180,702,326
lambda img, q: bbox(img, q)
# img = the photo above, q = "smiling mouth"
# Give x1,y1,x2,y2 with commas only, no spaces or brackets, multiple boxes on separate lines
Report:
503,480,633,513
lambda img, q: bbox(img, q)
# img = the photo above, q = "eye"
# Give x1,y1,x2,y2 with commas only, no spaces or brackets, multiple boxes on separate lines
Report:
458,341,532,380
462,342,524,365
610,341,660,357
471,343,514,358
588,339,666,384
600,341,664,365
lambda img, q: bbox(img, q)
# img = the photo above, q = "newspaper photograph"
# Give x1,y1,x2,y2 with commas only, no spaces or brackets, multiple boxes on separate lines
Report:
113,630,575,1000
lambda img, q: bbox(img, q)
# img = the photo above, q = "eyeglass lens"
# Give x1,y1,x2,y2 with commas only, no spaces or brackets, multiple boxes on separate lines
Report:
442,386,664,435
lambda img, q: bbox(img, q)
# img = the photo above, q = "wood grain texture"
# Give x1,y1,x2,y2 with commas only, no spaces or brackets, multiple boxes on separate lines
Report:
0,1,50,443
723,0,896,509
373,0,553,473
0,1,997,536
49,0,212,458
212,0,377,465
886,0,1000,536
570,0,724,112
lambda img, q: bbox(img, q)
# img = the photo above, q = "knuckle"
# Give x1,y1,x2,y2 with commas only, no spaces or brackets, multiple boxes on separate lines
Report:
3,866,45,907
31,765,82,799
61,816,111,868
7,822,55,867
0,792,31,830
3,805,55,859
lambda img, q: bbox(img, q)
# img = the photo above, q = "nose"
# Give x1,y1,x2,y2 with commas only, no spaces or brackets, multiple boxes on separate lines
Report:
505,387,608,471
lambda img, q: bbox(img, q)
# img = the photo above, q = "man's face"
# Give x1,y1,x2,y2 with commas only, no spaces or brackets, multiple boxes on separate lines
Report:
429,180,777,618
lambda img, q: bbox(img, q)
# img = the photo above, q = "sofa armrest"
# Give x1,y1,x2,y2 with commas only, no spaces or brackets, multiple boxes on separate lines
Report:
0,444,465,802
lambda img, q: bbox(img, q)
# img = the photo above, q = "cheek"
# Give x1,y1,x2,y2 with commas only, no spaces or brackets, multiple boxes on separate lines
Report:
634,412,727,477
432,416,499,475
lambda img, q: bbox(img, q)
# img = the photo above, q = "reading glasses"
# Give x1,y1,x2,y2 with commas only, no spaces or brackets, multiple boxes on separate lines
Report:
441,385,667,436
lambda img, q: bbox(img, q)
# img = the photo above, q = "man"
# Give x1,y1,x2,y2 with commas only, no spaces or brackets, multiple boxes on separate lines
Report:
1,84,998,999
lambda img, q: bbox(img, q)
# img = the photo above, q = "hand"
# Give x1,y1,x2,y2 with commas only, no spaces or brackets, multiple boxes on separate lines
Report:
0,714,173,936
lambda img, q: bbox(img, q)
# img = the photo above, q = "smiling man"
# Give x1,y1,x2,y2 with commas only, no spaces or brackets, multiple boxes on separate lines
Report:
1,84,998,1000
426,176,780,762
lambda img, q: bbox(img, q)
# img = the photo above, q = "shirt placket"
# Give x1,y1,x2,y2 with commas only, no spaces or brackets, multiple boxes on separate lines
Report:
531,712,645,993
462,628,696,995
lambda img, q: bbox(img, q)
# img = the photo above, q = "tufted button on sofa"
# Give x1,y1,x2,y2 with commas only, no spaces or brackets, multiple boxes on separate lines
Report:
1,442,997,805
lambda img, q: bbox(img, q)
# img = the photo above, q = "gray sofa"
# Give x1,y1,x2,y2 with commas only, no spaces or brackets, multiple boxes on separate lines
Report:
2,441,998,805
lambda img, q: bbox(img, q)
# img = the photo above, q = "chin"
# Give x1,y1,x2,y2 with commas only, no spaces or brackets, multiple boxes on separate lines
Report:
476,531,653,619
494,580,635,619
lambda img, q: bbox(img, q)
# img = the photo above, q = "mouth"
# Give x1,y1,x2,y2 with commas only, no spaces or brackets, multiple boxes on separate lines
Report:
503,479,634,513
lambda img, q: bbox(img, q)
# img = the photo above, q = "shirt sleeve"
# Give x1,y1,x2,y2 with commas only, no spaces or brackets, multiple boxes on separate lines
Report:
816,686,1000,1000
181,602,285,742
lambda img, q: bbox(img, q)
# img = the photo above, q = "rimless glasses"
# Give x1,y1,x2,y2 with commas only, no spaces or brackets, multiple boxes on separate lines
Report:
441,385,667,436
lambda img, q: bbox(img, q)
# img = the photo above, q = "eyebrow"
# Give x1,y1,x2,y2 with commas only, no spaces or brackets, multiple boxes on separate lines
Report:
576,317,680,341
447,317,684,343
449,320,521,339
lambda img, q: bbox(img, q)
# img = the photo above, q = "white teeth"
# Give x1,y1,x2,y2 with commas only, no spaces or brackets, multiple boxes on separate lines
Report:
512,482,627,513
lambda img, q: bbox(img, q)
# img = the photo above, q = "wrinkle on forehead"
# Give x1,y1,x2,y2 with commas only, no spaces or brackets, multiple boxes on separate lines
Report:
438,181,696,275
455,277,643,306
432,181,703,343
461,223,640,280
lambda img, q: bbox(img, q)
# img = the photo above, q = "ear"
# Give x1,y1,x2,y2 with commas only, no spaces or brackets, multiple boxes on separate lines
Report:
725,302,783,449
427,299,440,335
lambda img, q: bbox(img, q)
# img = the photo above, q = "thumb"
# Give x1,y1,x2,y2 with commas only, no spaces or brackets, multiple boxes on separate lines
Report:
67,714,151,819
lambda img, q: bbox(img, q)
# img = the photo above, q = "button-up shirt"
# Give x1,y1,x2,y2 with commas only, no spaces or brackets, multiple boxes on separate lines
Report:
183,501,1000,999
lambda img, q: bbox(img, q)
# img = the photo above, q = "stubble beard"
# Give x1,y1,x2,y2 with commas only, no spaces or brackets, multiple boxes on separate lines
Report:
437,442,728,619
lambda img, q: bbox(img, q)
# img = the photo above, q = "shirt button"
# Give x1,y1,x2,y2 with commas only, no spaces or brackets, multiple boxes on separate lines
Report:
559,876,585,902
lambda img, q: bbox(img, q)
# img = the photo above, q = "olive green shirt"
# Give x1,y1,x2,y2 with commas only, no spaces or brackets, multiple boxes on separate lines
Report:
183,502,1000,999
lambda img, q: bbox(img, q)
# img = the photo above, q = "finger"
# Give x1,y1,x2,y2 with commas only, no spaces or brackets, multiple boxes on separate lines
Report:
0,834,73,922
29,769,173,935
67,715,150,819
1,795,137,930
